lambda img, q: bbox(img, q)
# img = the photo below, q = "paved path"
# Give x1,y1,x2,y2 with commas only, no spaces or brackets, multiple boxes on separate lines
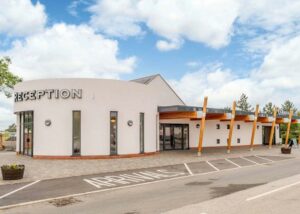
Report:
1,146,295,186
0,155,294,210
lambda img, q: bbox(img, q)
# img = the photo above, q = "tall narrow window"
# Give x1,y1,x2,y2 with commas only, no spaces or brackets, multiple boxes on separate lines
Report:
140,113,145,154
72,111,81,155
110,111,118,155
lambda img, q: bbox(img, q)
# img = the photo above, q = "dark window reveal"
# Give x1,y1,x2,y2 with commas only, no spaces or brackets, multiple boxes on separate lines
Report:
110,111,118,155
140,113,145,154
72,111,81,155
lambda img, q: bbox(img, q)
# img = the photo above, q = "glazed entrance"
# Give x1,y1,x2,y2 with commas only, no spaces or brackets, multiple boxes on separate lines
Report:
159,124,189,150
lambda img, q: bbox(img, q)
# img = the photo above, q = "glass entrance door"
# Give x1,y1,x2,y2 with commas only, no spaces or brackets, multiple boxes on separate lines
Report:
262,126,275,145
160,124,189,150
20,111,34,156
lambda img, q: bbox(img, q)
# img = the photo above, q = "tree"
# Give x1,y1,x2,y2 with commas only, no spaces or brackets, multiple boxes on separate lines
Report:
224,106,231,112
0,57,22,98
279,100,299,141
5,123,16,132
263,102,276,115
236,93,253,112
280,100,297,115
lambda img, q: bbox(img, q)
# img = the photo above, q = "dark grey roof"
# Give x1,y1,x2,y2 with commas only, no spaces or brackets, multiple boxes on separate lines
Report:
131,74,185,105
158,105,300,119
131,74,160,85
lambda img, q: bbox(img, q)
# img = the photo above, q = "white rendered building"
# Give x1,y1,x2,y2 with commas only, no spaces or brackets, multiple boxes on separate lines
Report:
13,74,294,158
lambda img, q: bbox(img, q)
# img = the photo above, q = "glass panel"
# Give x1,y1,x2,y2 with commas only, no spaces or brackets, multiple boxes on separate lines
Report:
174,126,183,149
140,113,144,153
164,125,172,150
73,111,81,155
159,124,164,151
110,111,118,155
22,111,33,156
183,125,189,149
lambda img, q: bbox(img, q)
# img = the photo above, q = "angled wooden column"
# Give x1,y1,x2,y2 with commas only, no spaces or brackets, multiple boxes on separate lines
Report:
268,107,278,149
227,101,236,153
285,109,293,147
197,96,208,156
250,105,259,151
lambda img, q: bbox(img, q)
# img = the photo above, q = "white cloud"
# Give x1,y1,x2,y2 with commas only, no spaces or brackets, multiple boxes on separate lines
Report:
67,0,90,17
1,23,136,80
238,0,300,31
156,39,182,51
88,0,240,50
89,0,144,37
170,35,300,109
0,0,47,36
88,0,300,52
186,61,200,68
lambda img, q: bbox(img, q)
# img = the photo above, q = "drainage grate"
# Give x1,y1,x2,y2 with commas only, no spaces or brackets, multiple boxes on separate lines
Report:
49,197,81,207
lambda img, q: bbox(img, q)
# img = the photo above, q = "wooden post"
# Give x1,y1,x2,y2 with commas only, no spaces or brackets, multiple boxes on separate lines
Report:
197,96,208,156
227,101,236,153
268,107,277,149
285,109,293,147
250,105,259,151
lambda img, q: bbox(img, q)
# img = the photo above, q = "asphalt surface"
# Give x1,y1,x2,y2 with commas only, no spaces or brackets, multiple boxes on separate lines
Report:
0,155,298,213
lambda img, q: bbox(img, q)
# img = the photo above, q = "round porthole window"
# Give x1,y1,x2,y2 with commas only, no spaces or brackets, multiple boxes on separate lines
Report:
45,119,52,126
127,120,133,127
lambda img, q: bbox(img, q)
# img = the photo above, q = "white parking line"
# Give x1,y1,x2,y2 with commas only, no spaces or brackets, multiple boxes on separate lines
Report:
206,161,220,171
240,156,260,165
225,158,241,168
0,180,41,200
246,180,300,201
254,155,273,162
184,163,193,175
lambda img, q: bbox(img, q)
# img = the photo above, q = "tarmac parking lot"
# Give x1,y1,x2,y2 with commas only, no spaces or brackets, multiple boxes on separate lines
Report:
0,154,294,209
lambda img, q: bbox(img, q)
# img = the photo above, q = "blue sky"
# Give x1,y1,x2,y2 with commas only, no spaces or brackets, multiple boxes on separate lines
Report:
1,0,300,130
30,0,258,80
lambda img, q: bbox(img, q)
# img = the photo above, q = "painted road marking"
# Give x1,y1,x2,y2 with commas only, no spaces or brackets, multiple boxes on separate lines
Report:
225,158,241,168
255,155,273,162
0,156,295,210
84,169,186,189
240,156,260,165
184,163,193,175
246,180,300,201
0,180,41,200
206,161,220,171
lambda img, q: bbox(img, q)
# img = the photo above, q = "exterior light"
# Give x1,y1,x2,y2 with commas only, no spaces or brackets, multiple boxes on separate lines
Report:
127,120,133,126
196,124,200,128
45,119,51,126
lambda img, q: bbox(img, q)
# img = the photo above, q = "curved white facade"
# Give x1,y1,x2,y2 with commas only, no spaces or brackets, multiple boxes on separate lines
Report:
14,76,184,158
14,74,283,159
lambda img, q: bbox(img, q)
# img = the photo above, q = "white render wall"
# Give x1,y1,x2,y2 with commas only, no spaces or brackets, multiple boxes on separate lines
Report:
159,119,281,148
14,77,184,157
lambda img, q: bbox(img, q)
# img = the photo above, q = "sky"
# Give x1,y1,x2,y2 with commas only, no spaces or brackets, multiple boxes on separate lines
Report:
1,0,300,130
